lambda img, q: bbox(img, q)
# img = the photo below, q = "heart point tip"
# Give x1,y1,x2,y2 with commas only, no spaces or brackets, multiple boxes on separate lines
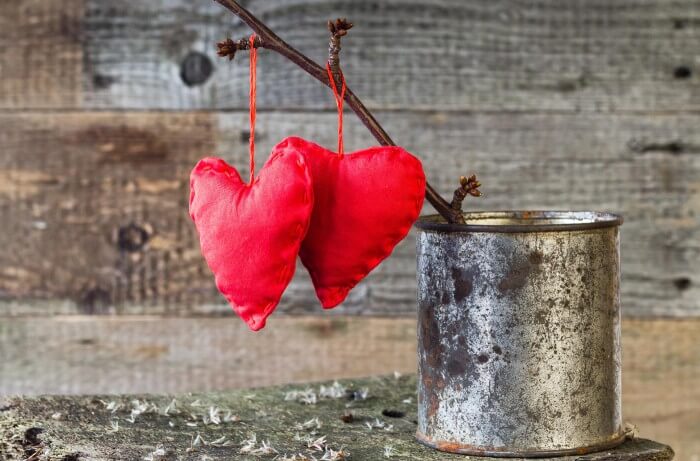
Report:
318,287,351,309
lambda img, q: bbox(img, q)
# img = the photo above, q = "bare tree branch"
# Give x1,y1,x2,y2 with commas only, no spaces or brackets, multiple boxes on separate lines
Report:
214,0,477,223
451,175,482,213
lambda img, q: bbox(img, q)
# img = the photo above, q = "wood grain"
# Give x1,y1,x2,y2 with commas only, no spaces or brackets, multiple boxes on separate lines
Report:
1,0,699,111
0,316,696,459
1,111,698,316
0,316,417,395
0,112,217,314
0,0,83,109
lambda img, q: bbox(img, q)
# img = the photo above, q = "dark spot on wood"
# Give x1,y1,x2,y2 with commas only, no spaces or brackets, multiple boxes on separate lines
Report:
77,338,96,346
180,51,213,86
674,66,692,79
451,267,473,303
344,389,366,401
240,129,265,143
304,318,348,338
673,18,686,29
673,277,691,291
629,139,684,155
555,73,587,92
78,287,112,315
382,409,406,418
477,353,489,364
57,11,82,42
0,403,15,412
61,454,84,461
23,427,44,448
117,223,150,252
556,80,577,92
492,345,502,355
73,125,169,164
92,73,116,89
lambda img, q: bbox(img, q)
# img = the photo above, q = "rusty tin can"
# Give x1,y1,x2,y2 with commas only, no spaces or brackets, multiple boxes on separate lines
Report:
415,211,626,457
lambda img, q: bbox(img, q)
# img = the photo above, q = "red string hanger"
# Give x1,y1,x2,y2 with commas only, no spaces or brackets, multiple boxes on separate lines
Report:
248,33,257,184
325,63,347,156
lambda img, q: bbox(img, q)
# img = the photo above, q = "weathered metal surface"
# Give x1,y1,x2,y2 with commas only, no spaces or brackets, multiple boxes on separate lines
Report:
416,211,624,457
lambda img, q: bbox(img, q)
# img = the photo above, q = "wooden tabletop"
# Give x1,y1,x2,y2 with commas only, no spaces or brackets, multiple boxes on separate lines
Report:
0,375,673,460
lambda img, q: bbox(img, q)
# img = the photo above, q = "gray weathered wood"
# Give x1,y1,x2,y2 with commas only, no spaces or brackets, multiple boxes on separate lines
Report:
1,111,698,316
0,316,417,395
0,374,675,460
1,0,699,111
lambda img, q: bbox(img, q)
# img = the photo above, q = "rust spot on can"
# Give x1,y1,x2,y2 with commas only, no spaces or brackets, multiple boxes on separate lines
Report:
528,251,544,265
418,303,442,370
497,258,534,293
451,266,473,302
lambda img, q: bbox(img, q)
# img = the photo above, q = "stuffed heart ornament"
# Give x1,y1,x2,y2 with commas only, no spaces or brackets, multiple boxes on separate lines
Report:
189,150,313,331
273,136,426,308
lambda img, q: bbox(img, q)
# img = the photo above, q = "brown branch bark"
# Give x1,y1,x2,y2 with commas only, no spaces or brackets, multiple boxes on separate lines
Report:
451,175,482,212
214,0,471,224
326,18,351,84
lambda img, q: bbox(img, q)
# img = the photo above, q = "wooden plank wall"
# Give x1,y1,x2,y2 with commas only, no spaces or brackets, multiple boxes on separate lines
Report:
1,0,699,315
1,1,699,458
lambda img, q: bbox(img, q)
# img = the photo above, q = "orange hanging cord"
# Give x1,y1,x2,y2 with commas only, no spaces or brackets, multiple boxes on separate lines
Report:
325,63,347,156
248,34,257,184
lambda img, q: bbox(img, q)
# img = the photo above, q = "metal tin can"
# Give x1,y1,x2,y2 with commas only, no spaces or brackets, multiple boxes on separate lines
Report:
415,211,626,457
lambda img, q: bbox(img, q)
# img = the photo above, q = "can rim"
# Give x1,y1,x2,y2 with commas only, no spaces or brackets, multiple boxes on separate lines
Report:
415,210,623,233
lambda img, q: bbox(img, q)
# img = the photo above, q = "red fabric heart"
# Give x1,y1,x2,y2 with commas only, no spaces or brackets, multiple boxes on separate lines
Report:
189,150,313,331
273,136,426,308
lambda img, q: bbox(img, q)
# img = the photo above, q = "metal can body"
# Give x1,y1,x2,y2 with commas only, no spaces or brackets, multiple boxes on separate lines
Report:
415,211,625,457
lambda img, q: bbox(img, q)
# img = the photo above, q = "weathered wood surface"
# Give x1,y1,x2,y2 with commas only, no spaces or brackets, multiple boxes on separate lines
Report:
0,0,83,109
0,316,416,395
1,0,699,112
0,375,675,461
1,317,698,459
1,111,698,316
